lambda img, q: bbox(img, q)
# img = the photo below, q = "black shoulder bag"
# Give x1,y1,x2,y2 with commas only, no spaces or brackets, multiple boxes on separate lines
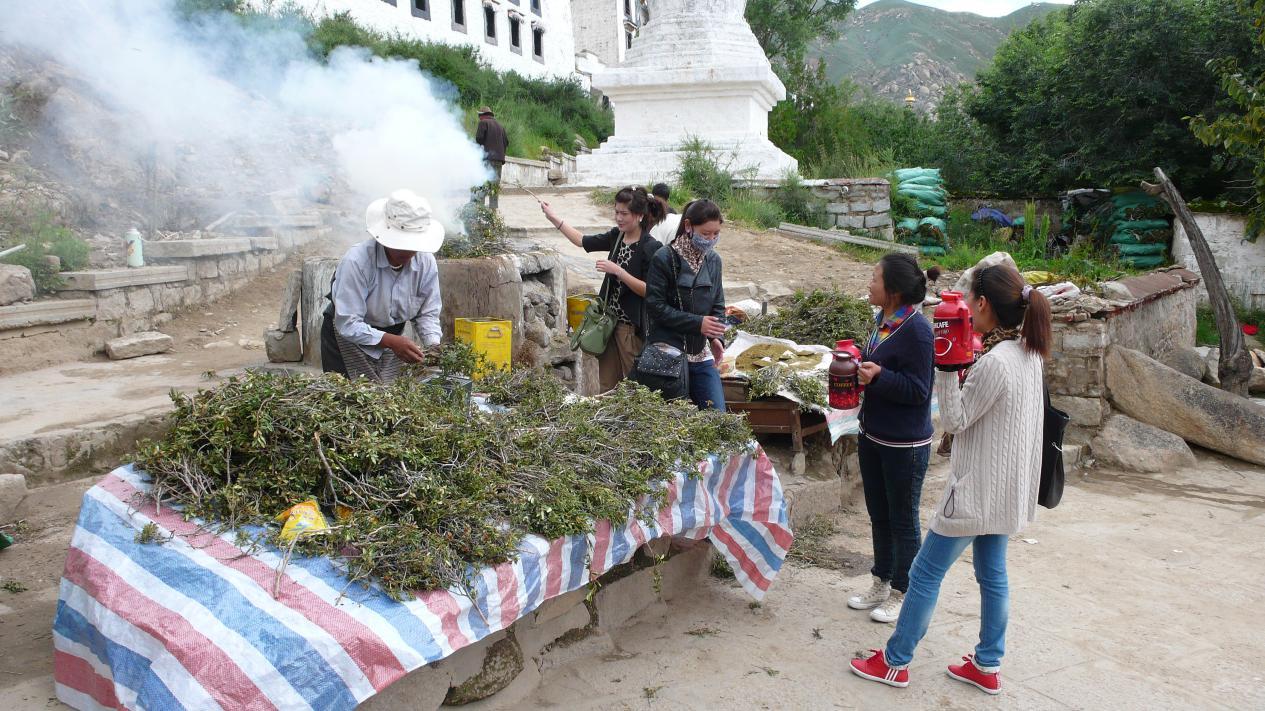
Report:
629,251,691,400
1038,387,1070,509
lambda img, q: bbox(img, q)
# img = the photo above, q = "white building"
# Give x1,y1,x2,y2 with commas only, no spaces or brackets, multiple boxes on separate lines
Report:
275,0,578,80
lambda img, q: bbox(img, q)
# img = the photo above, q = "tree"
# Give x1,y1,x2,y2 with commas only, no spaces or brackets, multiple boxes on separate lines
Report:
969,0,1259,196
1189,0,1265,241
746,0,857,73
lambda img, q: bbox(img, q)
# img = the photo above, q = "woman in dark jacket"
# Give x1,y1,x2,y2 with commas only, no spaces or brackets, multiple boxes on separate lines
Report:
644,199,727,410
540,186,664,392
848,254,938,624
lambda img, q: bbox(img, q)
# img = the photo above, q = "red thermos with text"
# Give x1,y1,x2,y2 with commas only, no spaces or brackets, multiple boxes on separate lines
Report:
835,339,864,394
829,350,861,409
932,291,975,367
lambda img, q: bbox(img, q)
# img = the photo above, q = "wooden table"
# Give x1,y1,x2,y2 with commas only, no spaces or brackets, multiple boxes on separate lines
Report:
722,378,828,475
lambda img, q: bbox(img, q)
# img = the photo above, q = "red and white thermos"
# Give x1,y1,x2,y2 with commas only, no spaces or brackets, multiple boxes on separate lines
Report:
932,291,975,367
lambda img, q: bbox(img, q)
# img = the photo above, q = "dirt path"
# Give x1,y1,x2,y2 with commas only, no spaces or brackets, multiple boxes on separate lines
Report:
521,452,1265,710
498,190,877,298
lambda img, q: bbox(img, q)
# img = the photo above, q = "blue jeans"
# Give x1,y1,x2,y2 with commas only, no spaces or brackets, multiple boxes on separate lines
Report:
858,437,930,593
885,531,1009,670
688,361,725,411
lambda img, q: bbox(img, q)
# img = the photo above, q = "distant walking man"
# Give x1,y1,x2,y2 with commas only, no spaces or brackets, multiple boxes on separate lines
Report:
475,106,509,210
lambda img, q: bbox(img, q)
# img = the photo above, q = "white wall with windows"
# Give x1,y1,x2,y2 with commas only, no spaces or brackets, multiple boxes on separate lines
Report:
274,0,577,79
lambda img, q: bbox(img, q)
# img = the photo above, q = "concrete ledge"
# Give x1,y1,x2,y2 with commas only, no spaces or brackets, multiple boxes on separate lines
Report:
0,408,172,486
145,238,253,259
0,299,96,330
57,266,190,291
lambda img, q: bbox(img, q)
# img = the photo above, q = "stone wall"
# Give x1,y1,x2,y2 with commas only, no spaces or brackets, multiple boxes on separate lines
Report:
502,152,577,187
0,228,325,375
1047,269,1199,432
744,178,893,238
1172,212,1265,310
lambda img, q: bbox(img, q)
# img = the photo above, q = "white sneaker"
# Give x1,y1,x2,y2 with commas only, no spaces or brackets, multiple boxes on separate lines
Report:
870,590,904,623
847,576,891,610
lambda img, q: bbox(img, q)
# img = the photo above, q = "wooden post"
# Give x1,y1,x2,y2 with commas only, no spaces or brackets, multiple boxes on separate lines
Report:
1143,167,1254,396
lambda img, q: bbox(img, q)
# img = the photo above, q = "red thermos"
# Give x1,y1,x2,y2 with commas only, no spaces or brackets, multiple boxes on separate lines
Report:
828,350,861,409
835,338,864,394
932,291,975,367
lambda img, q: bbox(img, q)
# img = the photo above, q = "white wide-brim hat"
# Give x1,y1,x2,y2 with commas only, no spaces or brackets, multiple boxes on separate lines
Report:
365,189,446,253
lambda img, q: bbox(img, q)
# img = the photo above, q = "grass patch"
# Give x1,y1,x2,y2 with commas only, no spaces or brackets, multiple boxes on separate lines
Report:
1196,304,1265,346
785,514,843,569
927,206,1135,286
0,205,90,293
709,552,736,579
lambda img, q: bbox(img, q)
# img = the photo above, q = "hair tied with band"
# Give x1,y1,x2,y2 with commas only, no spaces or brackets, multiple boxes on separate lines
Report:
1021,285,1033,303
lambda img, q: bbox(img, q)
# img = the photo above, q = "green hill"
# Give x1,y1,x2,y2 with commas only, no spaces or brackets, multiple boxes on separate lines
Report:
814,0,1065,109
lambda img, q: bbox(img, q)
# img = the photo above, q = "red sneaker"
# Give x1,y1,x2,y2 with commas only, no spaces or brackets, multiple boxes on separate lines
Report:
946,655,1001,695
849,649,909,688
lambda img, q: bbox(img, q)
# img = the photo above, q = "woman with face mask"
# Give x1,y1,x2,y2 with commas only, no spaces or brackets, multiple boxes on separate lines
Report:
644,199,727,410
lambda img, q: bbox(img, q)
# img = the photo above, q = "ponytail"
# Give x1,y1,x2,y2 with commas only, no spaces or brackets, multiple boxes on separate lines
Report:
973,264,1052,359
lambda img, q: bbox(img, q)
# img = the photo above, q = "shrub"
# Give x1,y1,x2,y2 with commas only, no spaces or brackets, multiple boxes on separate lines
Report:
772,171,826,228
726,192,784,229
0,207,89,293
675,138,736,204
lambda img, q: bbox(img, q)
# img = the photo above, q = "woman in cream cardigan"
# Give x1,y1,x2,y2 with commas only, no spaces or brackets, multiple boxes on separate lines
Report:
850,263,1052,697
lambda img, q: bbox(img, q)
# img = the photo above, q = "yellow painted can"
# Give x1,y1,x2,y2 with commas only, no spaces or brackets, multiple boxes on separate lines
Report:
453,318,512,376
566,294,596,330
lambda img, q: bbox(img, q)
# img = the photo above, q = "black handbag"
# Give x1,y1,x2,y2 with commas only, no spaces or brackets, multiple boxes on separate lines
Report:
1038,387,1070,509
630,251,692,400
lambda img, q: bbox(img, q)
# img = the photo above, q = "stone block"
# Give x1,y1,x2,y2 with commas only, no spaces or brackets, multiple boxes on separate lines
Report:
195,259,219,280
144,238,252,259
849,200,872,213
517,597,592,658
1060,330,1106,352
782,477,842,529
0,473,26,523
125,287,156,314
594,566,660,632
0,264,36,306
301,258,340,367
872,198,891,213
0,299,95,330
1050,395,1105,428
824,202,851,215
838,215,866,230
1092,414,1196,473
864,213,892,228
357,663,451,711
219,256,242,275
57,266,188,291
264,329,302,362
105,331,173,360
250,235,280,251
93,292,129,322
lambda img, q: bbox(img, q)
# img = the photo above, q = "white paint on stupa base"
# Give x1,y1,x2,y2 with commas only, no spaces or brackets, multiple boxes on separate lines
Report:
575,0,798,186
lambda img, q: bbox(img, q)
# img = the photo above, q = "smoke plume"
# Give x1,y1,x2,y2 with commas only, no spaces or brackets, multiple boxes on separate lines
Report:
0,0,489,232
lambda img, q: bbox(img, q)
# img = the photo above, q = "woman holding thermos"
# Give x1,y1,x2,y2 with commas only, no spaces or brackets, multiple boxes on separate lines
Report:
851,263,1051,697
847,254,938,624
644,199,727,410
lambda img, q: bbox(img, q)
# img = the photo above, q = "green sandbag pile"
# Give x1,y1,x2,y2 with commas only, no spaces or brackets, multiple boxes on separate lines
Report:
1103,193,1172,268
892,168,949,252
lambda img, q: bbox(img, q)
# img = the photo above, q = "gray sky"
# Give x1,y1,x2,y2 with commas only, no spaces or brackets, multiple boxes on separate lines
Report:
856,0,1073,17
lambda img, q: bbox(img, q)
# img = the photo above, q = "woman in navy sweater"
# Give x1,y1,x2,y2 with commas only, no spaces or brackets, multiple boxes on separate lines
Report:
848,254,938,624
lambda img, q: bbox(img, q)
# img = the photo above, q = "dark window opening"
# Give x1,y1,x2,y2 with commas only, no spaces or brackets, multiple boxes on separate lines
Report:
412,0,430,19
380,0,397,5
625,31,632,49
530,0,541,16
623,0,631,18
484,6,496,40
452,0,465,29
510,20,521,48
532,27,543,59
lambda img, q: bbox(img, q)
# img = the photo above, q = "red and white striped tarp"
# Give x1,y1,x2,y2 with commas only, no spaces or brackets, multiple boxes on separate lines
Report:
53,447,790,710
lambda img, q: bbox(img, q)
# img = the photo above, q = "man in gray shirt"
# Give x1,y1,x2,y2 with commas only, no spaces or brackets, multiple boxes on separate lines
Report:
321,189,445,382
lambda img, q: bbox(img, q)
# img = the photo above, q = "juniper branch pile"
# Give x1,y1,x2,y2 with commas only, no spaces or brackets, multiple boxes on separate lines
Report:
734,289,874,348
136,368,752,598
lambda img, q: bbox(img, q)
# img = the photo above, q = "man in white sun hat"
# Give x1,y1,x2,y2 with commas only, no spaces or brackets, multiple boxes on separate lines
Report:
321,189,446,382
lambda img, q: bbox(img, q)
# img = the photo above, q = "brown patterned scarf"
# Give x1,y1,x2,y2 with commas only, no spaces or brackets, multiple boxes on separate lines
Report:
670,233,706,272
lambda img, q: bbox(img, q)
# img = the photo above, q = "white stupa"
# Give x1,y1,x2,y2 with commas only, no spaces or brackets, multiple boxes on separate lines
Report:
575,0,798,186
